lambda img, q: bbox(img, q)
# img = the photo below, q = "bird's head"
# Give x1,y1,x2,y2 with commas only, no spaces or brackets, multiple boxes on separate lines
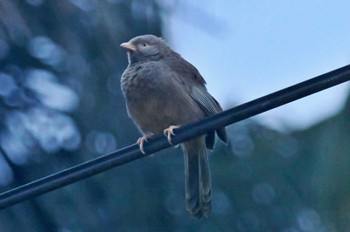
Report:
120,35,171,64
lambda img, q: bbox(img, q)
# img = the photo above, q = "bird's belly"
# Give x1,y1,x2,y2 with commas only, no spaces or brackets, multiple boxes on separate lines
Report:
125,83,203,135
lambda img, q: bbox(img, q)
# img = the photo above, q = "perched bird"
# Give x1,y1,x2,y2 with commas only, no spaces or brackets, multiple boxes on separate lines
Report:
120,35,227,218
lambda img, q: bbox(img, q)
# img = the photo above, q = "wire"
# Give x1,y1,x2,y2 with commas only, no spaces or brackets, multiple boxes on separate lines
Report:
0,64,349,209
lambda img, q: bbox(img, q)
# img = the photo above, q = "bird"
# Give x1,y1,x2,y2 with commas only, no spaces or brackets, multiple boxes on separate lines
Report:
120,34,227,219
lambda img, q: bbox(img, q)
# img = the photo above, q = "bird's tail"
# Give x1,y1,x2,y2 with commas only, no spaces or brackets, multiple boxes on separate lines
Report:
182,137,211,219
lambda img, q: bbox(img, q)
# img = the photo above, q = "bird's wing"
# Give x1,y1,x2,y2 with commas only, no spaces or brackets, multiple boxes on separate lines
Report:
167,56,228,145
190,85,222,116
166,53,220,114
169,52,207,86
190,84,227,146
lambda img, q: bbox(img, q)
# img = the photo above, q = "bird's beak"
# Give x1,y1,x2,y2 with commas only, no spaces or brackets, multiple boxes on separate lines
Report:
120,42,136,52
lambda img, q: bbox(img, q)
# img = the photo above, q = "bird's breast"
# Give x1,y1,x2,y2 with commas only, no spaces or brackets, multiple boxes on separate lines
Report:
121,63,164,101
121,63,173,133
121,62,204,134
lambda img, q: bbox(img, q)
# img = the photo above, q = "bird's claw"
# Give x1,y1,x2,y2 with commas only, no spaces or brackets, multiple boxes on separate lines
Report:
137,136,150,154
163,125,180,145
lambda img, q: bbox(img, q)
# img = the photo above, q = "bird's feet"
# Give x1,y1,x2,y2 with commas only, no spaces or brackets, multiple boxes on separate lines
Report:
137,135,151,154
163,125,180,145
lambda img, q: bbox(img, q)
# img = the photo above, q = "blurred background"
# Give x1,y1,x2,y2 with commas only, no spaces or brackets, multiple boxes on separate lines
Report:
0,0,349,231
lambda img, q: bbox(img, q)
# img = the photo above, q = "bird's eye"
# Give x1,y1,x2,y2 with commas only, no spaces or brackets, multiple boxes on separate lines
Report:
142,43,147,47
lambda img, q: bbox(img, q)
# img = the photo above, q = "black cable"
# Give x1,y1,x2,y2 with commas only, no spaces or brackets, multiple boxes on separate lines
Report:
0,64,349,209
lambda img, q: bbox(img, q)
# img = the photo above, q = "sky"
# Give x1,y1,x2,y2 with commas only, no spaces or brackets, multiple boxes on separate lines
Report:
163,0,350,131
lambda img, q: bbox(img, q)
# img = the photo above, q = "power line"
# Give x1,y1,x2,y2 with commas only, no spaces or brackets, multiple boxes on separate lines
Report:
0,64,349,209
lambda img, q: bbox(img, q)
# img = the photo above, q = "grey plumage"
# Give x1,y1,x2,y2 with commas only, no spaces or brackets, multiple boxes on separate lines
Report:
120,34,227,218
